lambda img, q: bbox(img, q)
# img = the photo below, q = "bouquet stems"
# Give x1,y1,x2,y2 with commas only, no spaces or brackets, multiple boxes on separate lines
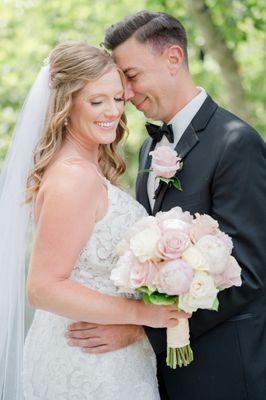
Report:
166,345,193,368
166,319,194,368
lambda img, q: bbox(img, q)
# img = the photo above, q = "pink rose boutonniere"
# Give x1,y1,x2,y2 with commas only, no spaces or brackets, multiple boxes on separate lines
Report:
149,146,183,191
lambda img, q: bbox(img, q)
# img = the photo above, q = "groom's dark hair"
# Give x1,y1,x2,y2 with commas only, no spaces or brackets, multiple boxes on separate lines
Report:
104,10,188,64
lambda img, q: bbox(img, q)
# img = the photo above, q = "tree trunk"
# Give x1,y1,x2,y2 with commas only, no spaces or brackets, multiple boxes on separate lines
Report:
182,0,251,121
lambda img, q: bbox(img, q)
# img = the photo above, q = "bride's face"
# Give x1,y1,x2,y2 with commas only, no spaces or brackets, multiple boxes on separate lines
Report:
68,68,124,145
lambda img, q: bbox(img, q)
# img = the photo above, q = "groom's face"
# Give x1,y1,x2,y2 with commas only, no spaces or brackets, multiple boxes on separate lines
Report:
114,37,177,123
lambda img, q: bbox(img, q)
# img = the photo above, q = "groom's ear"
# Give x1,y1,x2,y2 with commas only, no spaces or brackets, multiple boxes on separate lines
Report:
163,45,184,76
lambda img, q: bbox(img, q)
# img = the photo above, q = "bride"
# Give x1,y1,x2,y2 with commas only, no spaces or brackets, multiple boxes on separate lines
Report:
0,41,188,399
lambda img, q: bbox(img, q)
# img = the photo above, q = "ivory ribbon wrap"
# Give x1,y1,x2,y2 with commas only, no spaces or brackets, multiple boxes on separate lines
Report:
167,318,190,348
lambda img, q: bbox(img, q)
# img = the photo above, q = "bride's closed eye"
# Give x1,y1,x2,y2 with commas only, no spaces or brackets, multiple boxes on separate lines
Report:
91,97,124,106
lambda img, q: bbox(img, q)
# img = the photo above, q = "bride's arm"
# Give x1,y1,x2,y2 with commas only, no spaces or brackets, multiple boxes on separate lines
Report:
27,160,185,328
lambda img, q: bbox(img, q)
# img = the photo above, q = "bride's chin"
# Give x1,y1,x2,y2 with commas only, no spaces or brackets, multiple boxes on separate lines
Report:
99,134,117,145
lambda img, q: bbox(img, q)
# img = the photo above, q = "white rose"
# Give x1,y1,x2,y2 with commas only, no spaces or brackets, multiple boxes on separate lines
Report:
110,266,131,291
125,216,158,241
182,246,210,271
116,239,129,256
110,251,134,292
129,227,161,262
196,235,230,274
178,271,218,313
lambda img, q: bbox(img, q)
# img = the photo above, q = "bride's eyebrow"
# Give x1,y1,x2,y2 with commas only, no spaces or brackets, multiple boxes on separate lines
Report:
86,90,124,99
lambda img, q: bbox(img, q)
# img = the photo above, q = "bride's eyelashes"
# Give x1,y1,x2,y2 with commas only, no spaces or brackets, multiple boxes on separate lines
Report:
90,97,124,106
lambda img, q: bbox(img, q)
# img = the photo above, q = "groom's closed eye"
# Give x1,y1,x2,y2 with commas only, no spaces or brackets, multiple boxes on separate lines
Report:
127,74,138,81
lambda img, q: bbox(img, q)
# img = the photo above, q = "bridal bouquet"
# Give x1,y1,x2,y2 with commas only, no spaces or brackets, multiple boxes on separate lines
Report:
111,207,242,369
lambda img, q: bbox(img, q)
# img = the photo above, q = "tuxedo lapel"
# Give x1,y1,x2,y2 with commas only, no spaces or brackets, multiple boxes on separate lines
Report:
136,138,156,214
152,95,218,216
152,123,199,215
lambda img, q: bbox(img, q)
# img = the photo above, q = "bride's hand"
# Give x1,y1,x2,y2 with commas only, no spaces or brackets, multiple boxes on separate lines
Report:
139,303,191,328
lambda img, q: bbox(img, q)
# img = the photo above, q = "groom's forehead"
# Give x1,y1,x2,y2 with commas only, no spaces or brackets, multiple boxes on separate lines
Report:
113,39,155,71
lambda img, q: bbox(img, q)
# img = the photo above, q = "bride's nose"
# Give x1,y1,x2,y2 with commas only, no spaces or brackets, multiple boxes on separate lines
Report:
104,101,123,118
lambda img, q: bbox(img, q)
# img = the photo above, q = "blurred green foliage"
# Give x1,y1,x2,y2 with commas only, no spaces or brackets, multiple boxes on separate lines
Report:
0,0,265,190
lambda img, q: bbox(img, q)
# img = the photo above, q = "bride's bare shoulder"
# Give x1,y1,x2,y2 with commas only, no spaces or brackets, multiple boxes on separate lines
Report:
34,157,107,224
41,157,102,197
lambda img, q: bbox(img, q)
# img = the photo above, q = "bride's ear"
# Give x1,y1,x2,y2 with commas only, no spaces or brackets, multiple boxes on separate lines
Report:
164,45,184,76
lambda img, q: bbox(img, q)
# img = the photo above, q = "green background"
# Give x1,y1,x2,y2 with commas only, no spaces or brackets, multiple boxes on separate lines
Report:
0,0,265,189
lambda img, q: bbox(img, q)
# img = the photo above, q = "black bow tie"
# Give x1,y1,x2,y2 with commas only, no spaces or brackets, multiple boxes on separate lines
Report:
145,122,174,143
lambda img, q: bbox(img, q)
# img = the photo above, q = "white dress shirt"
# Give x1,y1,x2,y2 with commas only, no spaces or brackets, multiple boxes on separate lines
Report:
147,87,207,209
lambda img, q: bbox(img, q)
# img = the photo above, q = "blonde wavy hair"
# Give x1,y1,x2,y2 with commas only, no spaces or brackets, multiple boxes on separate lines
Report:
26,41,128,203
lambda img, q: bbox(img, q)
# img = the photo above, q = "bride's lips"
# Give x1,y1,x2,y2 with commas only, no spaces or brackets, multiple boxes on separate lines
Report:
94,120,118,131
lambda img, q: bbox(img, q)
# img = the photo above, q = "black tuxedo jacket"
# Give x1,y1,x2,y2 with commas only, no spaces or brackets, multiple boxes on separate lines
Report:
136,96,266,400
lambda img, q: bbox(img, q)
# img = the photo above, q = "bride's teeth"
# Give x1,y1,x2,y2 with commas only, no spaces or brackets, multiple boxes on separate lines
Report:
96,122,114,127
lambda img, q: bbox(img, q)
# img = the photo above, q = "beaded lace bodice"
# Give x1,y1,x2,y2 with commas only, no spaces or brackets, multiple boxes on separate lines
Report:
70,178,147,294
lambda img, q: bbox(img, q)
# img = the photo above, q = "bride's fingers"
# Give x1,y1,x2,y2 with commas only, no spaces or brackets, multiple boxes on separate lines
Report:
165,305,191,317
170,310,191,319
167,319,179,327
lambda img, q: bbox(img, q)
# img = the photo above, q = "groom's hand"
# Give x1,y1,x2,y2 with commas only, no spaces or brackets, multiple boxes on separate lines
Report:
65,322,145,354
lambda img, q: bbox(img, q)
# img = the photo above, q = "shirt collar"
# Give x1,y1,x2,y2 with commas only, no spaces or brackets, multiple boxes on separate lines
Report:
168,87,207,145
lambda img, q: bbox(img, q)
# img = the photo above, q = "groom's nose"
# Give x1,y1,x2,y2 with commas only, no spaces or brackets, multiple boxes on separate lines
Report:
124,82,135,101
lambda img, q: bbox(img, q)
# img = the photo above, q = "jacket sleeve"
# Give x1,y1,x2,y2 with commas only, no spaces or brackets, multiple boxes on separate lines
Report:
144,326,167,354
189,125,266,339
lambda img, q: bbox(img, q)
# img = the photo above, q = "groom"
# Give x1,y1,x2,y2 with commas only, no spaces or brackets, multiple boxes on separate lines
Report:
66,11,266,400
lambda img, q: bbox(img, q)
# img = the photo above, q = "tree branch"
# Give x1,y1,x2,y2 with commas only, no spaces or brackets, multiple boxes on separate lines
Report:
182,0,250,120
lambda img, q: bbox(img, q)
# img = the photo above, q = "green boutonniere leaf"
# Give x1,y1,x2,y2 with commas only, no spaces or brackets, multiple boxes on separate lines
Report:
172,178,183,191
211,297,219,311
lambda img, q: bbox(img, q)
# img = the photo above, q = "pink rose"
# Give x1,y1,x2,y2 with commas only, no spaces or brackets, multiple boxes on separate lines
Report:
130,260,159,289
158,219,190,260
149,146,181,179
214,256,242,290
189,213,219,244
156,207,193,225
158,259,193,295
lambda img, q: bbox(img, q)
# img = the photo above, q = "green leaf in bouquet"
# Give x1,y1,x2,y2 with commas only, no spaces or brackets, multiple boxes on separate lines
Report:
143,293,153,304
211,297,219,311
175,296,181,310
136,286,154,296
149,292,177,305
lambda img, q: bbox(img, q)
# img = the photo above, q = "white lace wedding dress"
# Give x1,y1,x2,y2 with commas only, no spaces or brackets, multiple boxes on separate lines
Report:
23,178,160,400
